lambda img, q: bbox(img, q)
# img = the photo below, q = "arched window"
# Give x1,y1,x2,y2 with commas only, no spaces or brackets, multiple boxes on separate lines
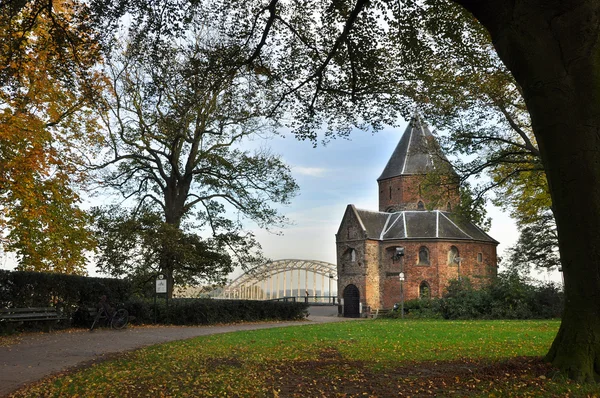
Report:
448,246,459,265
447,202,452,211
417,201,425,210
344,248,357,262
418,246,430,265
477,252,483,263
419,281,430,299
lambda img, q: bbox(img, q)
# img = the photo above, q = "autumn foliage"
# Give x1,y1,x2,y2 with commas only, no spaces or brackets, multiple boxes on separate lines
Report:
0,0,104,273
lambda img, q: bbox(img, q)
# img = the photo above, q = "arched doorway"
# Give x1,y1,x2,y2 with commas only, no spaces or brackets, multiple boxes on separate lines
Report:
343,284,360,318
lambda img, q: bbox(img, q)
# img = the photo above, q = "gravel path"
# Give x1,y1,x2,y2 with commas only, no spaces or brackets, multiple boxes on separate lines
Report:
0,306,358,397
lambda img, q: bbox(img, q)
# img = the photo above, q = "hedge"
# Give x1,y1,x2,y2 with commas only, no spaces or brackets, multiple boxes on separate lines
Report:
123,298,309,326
0,270,132,312
1,270,309,330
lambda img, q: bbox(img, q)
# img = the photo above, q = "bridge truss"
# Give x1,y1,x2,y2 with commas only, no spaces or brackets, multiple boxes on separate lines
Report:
214,259,338,301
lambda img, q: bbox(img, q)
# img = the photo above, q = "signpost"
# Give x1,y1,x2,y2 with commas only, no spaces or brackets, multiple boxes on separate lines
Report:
156,276,167,293
154,274,167,324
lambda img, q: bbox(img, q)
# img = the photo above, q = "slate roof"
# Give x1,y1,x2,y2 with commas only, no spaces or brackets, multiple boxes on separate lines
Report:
378,113,451,180
352,207,498,244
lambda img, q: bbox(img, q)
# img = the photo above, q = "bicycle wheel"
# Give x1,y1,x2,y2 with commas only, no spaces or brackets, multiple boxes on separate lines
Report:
111,309,129,329
90,310,103,331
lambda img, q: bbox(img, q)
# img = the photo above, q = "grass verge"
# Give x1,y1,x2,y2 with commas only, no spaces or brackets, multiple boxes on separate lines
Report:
9,319,600,397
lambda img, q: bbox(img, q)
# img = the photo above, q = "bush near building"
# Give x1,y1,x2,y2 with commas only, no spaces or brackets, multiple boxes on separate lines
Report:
387,272,563,320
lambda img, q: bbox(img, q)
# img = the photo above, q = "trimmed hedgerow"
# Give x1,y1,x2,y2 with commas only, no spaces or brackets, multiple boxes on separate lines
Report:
0,270,132,312
0,270,308,330
122,297,309,326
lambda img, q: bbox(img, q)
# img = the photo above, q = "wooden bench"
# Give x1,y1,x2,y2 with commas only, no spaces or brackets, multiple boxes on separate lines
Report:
0,307,67,332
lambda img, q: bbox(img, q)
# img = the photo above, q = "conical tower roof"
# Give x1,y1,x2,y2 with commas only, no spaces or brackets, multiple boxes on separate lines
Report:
378,114,450,180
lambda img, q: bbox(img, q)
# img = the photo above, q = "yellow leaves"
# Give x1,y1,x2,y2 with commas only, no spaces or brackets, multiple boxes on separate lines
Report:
0,0,104,273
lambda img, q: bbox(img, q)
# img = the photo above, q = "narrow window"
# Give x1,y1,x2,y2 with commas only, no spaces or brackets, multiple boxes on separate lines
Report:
448,246,459,265
477,252,483,263
417,200,425,210
418,246,430,265
389,186,392,199
419,281,430,299
447,202,452,211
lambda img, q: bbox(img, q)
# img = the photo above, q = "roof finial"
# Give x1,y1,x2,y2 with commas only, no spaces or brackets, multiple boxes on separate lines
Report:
411,107,422,128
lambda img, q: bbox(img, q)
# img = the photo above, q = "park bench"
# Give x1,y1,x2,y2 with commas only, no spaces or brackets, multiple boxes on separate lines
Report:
0,307,67,332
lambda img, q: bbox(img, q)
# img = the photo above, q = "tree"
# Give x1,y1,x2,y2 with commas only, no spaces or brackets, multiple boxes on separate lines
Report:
506,211,560,275
447,0,600,381
92,207,234,290
93,33,298,295
0,0,104,273
497,167,560,275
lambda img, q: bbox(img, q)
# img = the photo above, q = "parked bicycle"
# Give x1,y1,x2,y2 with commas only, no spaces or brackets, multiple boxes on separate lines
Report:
89,295,129,331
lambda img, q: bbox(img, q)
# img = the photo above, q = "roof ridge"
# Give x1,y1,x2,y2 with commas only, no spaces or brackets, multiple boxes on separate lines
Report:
380,213,392,240
350,205,368,233
381,213,402,238
439,212,473,239
401,122,414,174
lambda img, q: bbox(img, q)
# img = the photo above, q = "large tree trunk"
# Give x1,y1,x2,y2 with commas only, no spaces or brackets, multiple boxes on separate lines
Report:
161,173,192,299
454,0,600,381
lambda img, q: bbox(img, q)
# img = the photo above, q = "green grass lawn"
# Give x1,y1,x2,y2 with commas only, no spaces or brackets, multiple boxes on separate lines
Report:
10,319,600,397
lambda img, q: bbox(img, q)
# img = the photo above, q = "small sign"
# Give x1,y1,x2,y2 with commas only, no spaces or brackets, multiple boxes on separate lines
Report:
156,279,167,293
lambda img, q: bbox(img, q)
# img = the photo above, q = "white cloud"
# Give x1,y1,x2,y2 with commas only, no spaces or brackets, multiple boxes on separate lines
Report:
293,166,328,177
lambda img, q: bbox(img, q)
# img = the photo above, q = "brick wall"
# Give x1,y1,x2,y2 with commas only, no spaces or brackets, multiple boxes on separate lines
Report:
336,206,369,308
378,175,460,212
376,240,497,309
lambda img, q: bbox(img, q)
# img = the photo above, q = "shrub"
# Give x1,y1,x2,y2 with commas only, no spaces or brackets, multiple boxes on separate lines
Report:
385,298,443,319
382,273,563,320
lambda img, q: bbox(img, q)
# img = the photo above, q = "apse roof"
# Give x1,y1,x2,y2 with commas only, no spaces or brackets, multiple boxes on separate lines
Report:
378,113,451,180
353,207,497,244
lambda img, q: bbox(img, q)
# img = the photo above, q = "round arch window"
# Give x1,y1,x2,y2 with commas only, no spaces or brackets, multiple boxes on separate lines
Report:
448,246,459,265
419,281,431,298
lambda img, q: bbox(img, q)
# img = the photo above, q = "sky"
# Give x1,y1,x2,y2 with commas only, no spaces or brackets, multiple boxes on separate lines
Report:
0,117,562,285
245,119,562,284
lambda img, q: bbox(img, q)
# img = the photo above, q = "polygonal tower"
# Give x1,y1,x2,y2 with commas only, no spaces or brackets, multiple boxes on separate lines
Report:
336,114,498,318
378,114,460,213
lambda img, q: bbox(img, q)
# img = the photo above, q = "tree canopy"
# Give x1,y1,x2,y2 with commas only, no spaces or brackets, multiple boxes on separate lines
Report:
92,30,298,291
0,0,104,273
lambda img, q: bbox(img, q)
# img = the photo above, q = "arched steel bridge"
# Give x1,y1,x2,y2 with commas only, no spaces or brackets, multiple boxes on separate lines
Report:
213,259,338,302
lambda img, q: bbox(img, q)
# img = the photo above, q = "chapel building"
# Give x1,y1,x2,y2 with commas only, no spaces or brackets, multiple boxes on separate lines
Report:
336,115,498,317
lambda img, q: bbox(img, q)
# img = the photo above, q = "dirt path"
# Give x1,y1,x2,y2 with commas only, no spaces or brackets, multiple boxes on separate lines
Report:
1,307,356,397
